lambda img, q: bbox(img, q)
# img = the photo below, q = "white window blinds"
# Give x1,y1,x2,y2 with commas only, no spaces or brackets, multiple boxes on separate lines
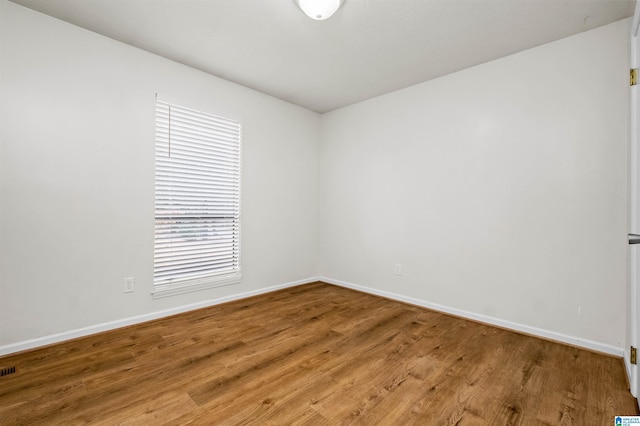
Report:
154,98,241,297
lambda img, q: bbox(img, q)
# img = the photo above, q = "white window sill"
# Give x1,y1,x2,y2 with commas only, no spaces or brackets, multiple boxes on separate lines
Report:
152,273,241,299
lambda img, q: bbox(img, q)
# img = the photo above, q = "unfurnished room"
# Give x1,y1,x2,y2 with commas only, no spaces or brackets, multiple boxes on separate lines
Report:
1,0,640,424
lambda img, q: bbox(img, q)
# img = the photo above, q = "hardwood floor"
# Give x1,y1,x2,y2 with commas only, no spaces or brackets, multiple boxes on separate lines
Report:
0,282,637,425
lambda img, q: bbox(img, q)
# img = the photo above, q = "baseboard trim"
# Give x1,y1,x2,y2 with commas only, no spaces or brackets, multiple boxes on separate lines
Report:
0,277,320,357
2,276,622,358
320,276,623,357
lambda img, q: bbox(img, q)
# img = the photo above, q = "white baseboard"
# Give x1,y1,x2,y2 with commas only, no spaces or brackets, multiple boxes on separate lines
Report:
320,276,624,357
0,277,321,357
2,276,623,358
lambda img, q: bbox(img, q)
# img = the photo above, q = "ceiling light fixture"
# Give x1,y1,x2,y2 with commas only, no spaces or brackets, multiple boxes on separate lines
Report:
296,0,344,20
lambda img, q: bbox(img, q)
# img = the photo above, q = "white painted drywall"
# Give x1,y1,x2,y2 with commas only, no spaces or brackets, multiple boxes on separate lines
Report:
0,1,320,346
0,0,631,354
318,19,629,349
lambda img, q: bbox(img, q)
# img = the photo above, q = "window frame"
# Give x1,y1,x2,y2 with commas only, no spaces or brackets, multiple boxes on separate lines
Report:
152,96,242,298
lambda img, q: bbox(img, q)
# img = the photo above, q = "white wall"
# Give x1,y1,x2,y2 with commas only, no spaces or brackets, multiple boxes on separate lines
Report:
319,19,629,350
0,1,320,348
0,1,631,355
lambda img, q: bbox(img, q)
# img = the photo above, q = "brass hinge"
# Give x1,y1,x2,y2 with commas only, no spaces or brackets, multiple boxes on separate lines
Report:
632,346,637,365
632,68,638,86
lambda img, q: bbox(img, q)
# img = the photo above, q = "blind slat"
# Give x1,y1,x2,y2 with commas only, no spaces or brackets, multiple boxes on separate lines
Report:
154,100,241,290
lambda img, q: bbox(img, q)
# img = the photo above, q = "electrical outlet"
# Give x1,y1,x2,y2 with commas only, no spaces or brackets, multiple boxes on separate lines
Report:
394,263,402,276
123,277,135,293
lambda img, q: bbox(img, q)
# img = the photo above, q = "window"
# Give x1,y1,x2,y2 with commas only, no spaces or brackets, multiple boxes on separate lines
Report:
153,97,241,297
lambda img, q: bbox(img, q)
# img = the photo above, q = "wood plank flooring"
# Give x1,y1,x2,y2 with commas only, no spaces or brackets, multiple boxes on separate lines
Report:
0,282,637,425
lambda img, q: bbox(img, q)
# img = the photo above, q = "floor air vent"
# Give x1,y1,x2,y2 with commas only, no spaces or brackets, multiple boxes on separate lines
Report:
1,366,17,377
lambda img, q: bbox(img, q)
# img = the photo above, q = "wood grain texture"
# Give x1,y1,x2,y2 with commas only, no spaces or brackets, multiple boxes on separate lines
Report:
0,282,637,425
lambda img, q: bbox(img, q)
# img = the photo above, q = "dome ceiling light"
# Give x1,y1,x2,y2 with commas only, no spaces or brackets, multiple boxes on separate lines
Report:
295,0,344,20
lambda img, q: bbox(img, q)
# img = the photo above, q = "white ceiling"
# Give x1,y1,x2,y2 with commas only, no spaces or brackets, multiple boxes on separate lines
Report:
9,0,635,113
